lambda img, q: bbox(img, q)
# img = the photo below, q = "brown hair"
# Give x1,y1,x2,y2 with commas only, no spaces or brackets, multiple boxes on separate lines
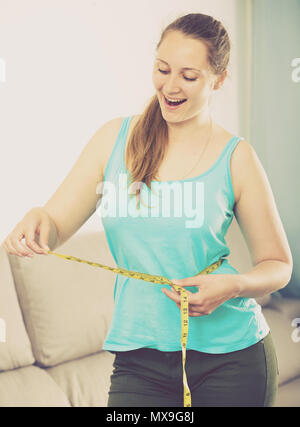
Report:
125,13,231,209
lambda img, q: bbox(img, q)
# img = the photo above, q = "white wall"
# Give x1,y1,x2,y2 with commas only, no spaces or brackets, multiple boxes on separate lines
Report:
0,0,244,242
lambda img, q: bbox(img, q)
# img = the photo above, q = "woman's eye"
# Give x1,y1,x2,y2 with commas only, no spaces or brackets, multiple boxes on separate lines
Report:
158,69,197,81
184,76,197,82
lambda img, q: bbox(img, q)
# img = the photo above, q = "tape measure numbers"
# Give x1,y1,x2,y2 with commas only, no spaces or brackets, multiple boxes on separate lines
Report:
47,249,223,407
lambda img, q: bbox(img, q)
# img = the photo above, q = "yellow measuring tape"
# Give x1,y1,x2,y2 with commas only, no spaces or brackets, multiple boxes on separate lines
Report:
46,249,223,407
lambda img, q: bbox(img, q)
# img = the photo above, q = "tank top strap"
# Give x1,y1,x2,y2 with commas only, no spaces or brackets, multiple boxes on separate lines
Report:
223,135,245,159
210,135,245,179
121,116,133,138
222,135,245,207
119,115,134,169
115,115,132,155
103,115,133,181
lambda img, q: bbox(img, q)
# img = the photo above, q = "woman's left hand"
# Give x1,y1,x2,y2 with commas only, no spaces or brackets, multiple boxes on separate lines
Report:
161,274,242,317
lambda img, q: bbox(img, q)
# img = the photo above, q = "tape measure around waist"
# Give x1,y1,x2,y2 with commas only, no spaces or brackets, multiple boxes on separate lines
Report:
46,249,223,407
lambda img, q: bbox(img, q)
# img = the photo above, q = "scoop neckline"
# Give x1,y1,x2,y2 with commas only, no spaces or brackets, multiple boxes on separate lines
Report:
122,115,237,183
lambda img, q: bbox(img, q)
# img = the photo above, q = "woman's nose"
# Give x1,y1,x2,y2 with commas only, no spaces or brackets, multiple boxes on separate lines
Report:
164,74,181,94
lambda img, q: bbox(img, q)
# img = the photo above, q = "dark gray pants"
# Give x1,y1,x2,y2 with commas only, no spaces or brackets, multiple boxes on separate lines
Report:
107,332,279,407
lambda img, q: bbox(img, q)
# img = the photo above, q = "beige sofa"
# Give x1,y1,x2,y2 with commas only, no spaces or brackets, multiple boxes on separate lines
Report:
0,229,299,407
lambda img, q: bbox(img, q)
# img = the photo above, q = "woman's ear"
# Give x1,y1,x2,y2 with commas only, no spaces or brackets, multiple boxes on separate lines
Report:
213,70,227,90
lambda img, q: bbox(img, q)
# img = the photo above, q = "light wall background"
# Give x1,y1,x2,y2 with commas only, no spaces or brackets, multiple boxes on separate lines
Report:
0,0,249,243
250,0,300,297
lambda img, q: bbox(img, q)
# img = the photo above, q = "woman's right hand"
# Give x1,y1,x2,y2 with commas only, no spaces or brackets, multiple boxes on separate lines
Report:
2,207,52,258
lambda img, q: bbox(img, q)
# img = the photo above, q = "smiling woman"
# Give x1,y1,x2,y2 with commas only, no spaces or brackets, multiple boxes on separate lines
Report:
124,19,229,204
100,12,291,408
3,11,291,409
152,31,226,122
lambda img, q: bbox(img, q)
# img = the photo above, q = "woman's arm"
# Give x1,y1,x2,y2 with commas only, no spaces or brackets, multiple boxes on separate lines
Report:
236,260,292,298
231,139,293,298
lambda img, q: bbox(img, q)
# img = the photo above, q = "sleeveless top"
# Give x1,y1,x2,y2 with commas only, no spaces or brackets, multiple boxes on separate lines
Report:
98,115,270,354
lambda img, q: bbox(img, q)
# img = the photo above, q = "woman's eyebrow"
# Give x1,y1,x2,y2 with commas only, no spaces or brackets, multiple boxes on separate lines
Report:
155,58,201,72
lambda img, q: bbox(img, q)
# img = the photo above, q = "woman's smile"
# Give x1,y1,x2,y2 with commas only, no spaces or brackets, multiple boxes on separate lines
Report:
162,94,188,110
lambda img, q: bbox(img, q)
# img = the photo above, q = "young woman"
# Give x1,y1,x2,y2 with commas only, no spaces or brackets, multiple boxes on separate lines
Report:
3,13,292,407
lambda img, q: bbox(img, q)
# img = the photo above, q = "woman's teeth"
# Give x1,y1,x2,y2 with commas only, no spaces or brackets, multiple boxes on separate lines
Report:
164,95,187,107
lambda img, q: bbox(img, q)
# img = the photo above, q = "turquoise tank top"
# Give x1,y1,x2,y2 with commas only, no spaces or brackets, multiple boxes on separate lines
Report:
99,116,270,354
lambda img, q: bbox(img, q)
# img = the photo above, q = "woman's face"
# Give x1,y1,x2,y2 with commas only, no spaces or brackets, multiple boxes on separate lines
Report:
152,30,219,123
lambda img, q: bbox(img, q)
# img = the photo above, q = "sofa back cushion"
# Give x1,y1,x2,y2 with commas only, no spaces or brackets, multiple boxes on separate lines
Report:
0,246,35,370
9,231,115,367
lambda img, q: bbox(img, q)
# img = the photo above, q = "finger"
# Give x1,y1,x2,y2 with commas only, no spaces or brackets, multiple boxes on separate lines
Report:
25,230,47,254
185,293,201,305
171,279,199,287
189,311,204,317
174,300,204,316
174,287,195,301
8,234,34,257
189,303,213,316
189,311,210,317
171,285,181,295
162,287,201,313
172,300,204,315
161,288,181,304
38,222,50,254
3,238,23,257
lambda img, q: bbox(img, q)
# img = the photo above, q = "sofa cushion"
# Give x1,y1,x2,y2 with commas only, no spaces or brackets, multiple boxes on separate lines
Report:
9,231,115,367
0,246,35,371
0,365,70,407
46,350,115,407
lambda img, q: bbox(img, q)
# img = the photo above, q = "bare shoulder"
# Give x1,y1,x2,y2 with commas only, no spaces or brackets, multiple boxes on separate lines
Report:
96,116,124,145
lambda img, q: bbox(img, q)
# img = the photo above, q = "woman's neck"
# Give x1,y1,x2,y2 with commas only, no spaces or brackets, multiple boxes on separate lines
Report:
166,112,213,147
